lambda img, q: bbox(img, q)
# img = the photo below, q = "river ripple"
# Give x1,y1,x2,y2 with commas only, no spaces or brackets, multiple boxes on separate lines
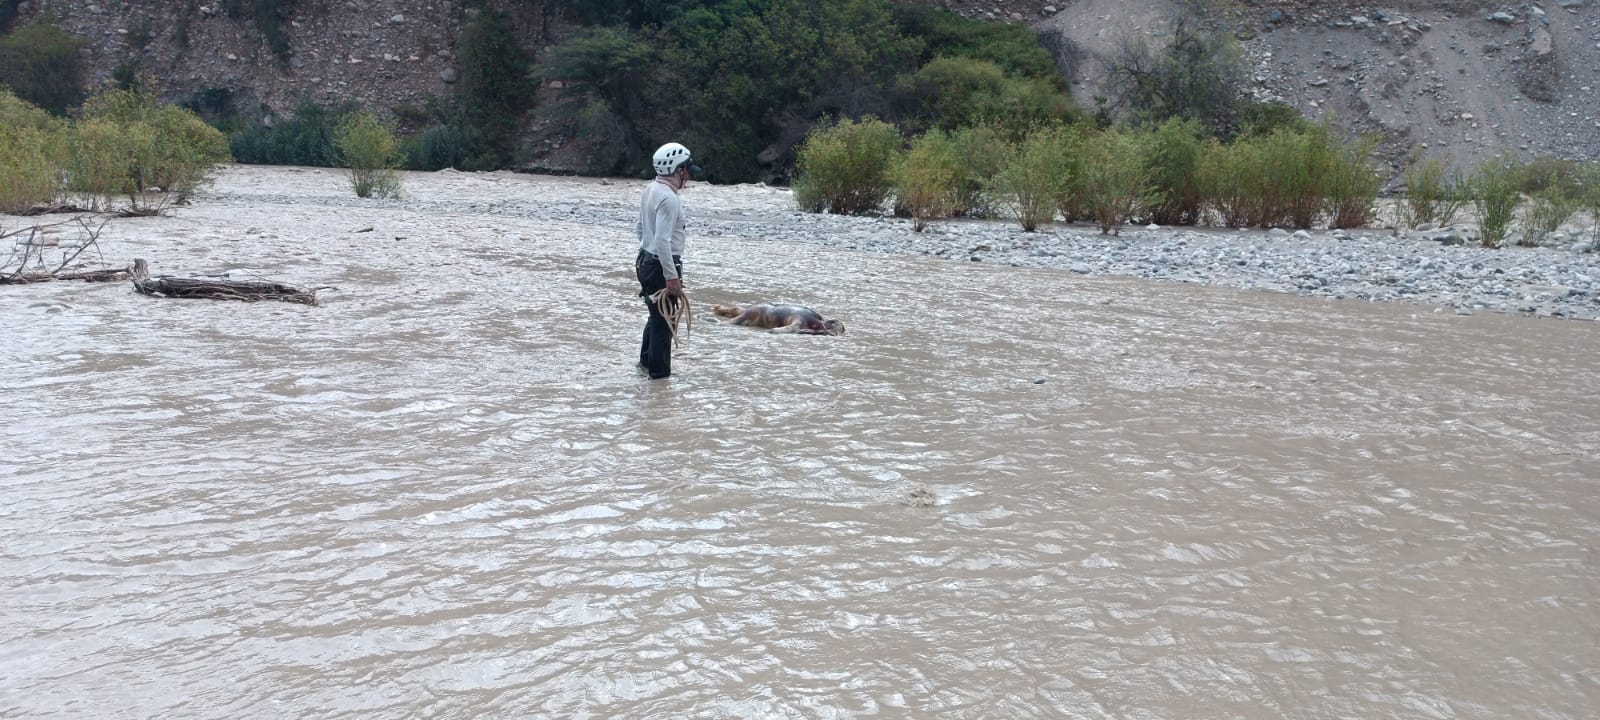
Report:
2,166,1597,719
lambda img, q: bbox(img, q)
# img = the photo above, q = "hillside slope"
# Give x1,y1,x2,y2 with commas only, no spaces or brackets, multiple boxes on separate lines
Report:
13,0,1599,174
1036,0,1600,172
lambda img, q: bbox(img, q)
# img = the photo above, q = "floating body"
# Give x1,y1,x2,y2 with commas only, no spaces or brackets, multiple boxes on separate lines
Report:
713,303,845,335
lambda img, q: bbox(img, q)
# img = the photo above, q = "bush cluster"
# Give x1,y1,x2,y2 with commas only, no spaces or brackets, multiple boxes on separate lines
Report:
792,117,901,215
333,111,404,199
537,1,1077,182
1393,152,1600,248
891,130,960,232
229,100,354,167
1399,154,1468,229
793,115,1384,235
988,125,1073,232
0,100,66,213
0,87,230,215
73,87,233,212
454,9,533,166
1584,165,1600,243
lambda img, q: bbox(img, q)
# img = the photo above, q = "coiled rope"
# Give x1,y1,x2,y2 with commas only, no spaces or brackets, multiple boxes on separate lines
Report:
647,288,691,349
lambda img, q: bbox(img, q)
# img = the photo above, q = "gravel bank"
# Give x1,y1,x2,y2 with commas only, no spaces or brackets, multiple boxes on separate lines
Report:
681,187,1600,323
201,168,1600,322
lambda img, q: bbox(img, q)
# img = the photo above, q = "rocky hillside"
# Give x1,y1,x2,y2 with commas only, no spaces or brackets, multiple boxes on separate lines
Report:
1035,0,1600,176
12,0,537,126
14,0,1600,174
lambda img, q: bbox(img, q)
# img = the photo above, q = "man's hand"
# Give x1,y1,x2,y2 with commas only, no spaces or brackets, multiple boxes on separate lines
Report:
666,278,683,295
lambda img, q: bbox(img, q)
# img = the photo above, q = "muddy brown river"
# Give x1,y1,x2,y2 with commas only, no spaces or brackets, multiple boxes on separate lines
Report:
3,167,1597,718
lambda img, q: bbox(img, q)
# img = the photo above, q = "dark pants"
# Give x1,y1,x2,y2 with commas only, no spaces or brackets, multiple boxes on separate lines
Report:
635,250,683,379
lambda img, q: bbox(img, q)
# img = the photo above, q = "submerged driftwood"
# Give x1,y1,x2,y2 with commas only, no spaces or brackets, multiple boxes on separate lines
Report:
0,266,132,284
1,217,128,284
129,258,320,305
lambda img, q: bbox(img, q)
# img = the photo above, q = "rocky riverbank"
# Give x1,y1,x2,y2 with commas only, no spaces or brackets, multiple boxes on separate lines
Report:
735,213,1600,322
194,166,1599,322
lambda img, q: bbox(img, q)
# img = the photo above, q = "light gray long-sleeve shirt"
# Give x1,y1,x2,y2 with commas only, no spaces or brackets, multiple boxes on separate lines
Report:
637,179,686,279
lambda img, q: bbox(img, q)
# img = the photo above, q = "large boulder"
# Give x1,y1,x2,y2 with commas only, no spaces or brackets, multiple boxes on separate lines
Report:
1513,26,1559,103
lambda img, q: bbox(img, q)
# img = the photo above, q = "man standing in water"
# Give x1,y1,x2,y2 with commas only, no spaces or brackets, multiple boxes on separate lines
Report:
636,142,698,379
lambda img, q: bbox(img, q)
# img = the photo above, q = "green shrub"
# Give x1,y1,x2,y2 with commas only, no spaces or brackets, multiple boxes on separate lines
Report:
229,100,354,167
1469,152,1522,248
948,123,1010,218
0,86,59,132
1203,136,1260,227
402,122,492,172
898,56,1076,137
1520,188,1578,247
1400,154,1469,228
573,97,633,175
899,56,1005,132
990,125,1072,232
1077,127,1157,235
0,20,86,115
74,87,231,211
530,0,1085,183
534,26,656,175
1139,117,1205,225
793,116,901,215
66,118,138,210
1584,162,1600,242
1252,126,1332,229
0,125,67,214
892,5,1065,84
457,9,533,163
333,110,404,199
1517,155,1583,200
1232,98,1308,139
1323,133,1381,229
538,0,920,182
892,130,961,231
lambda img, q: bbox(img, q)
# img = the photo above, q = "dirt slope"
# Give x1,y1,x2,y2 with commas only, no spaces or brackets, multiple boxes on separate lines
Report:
1035,0,1600,173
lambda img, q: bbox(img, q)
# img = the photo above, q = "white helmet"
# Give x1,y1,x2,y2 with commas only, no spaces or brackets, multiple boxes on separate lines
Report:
652,142,693,176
